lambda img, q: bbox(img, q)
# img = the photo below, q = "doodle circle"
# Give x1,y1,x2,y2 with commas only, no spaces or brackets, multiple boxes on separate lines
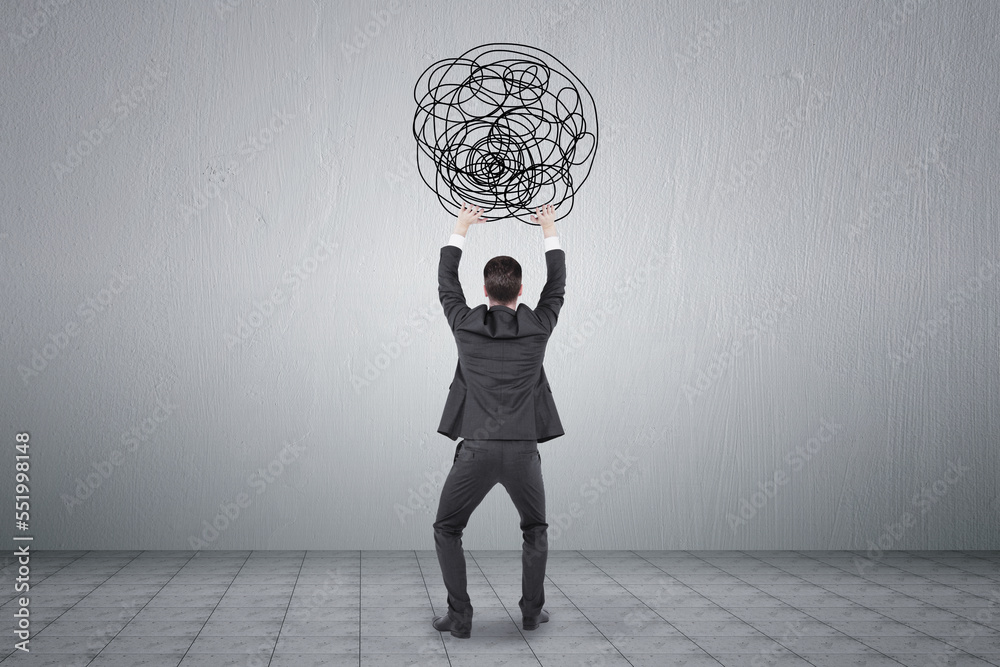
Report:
413,43,598,224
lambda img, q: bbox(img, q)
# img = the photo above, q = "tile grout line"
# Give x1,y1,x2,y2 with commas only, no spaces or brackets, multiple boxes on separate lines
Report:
359,550,363,667
1,548,91,662
415,548,453,665
625,549,731,666
728,550,906,666
75,549,189,667
788,549,995,661
266,550,307,667
551,550,639,667
172,550,251,666
467,549,544,666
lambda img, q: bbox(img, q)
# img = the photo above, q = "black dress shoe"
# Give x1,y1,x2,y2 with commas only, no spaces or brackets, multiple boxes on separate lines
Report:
432,614,471,638
523,609,549,631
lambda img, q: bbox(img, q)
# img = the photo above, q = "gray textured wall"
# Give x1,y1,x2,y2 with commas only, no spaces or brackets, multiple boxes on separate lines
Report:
2,0,997,551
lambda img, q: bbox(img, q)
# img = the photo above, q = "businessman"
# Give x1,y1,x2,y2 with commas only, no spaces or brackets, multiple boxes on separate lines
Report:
432,202,566,639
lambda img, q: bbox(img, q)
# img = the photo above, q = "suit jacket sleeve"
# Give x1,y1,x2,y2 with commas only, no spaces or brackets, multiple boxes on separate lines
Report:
438,245,469,331
535,249,566,333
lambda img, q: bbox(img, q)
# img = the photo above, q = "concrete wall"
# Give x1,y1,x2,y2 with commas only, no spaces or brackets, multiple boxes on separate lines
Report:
2,0,997,551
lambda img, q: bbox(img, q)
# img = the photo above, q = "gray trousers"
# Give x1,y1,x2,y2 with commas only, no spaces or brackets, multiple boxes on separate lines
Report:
433,439,548,632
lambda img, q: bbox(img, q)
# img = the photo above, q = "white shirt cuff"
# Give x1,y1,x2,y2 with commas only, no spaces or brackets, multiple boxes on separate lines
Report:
448,234,465,250
544,236,561,252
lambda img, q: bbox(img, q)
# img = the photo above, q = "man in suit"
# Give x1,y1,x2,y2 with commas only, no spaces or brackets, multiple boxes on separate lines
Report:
432,202,565,639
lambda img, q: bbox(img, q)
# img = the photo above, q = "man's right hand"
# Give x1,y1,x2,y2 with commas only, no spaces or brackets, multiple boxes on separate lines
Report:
531,204,557,233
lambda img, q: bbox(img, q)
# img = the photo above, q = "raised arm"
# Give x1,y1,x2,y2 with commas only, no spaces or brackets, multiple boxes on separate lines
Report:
531,205,565,332
439,204,488,330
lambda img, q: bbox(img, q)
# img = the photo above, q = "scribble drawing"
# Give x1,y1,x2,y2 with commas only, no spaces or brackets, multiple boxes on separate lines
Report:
413,43,598,224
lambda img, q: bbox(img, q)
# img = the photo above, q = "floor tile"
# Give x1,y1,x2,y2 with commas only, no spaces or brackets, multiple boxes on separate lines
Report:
6,549,997,666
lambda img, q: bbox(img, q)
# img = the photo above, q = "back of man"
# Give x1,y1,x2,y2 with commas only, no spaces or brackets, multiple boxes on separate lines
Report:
431,203,564,639
436,215,566,443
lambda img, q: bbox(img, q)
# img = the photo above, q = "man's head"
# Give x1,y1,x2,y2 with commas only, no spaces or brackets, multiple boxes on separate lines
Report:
483,255,523,308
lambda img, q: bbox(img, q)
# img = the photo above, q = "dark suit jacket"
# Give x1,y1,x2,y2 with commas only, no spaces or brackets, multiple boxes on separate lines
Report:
437,243,566,443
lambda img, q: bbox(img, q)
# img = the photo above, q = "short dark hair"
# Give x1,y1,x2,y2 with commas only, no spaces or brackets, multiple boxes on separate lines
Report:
484,255,522,304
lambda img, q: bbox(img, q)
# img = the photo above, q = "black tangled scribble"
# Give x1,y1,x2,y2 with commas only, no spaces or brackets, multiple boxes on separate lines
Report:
413,43,598,224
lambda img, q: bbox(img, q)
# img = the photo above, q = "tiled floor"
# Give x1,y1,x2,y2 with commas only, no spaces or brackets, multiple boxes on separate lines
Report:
1,550,998,666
